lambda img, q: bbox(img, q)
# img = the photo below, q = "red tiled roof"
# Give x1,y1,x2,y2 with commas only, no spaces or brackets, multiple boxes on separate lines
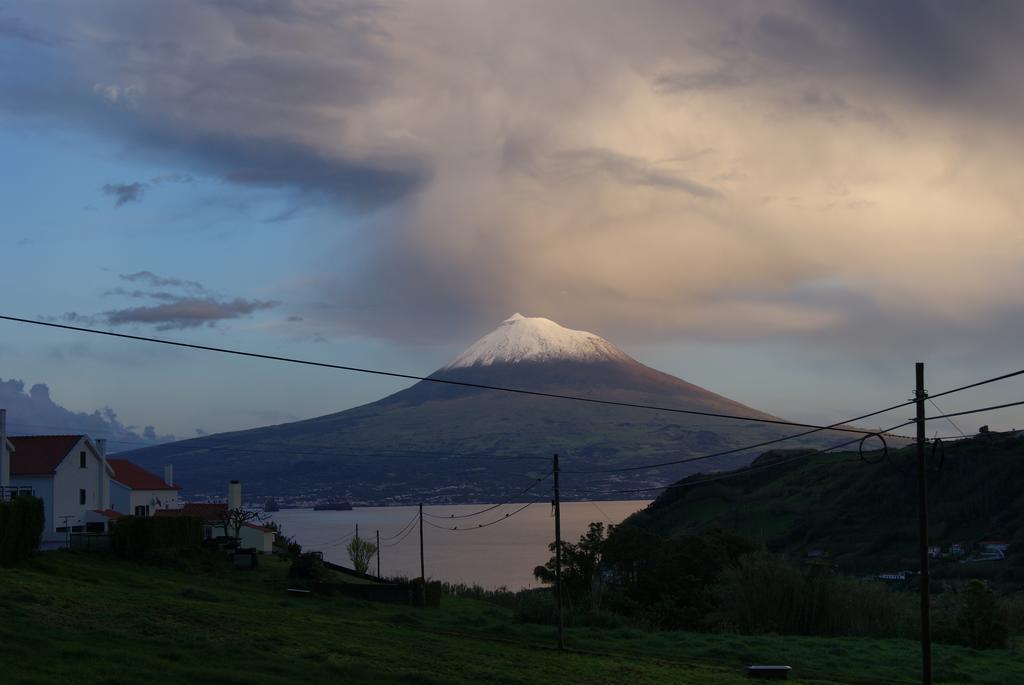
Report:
108,459,179,491
155,503,227,521
243,522,274,533
92,509,124,520
9,435,84,475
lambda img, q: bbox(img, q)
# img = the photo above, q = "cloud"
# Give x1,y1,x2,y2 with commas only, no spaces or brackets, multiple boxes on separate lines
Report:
6,1,1024,354
104,297,277,330
120,270,205,292
53,271,277,330
102,182,145,207
0,377,174,446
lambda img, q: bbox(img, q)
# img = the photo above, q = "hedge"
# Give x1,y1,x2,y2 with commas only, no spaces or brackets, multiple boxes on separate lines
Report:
0,496,45,567
111,515,203,558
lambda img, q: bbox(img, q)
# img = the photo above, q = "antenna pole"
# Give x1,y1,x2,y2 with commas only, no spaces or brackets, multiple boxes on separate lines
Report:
916,362,933,685
553,453,564,651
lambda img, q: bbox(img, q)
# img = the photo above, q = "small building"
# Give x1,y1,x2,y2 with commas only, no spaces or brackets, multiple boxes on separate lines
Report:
7,434,115,545
108,459,181,517
949,543,964,556
928,546,942,559
155,481,275,553
979,541,1010,556
878,571,910,582
242,522,275,553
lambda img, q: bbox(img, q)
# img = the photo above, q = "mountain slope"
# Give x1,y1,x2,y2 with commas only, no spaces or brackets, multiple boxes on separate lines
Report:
623,434,1024,576
120,314,843,504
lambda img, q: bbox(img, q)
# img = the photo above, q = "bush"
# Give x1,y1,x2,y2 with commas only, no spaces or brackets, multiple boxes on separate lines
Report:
111,516,202,559
289,552,329,581
0,496,45,567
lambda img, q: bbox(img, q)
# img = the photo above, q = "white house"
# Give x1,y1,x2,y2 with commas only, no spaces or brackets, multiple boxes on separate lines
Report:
7,434,117,545
108,459,181,516
155,480,276,553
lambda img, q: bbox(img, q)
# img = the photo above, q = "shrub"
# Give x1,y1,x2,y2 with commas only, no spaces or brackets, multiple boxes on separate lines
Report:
111,516,203,559
0,496,45,567
289,552,329,581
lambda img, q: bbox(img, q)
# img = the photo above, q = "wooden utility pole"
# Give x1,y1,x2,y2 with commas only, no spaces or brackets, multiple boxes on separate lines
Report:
916,362,933,685
376,529,381,579
419,503,425,582
553,453,564,651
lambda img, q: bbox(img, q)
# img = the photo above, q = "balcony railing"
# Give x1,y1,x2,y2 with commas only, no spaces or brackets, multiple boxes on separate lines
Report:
0,486,35,501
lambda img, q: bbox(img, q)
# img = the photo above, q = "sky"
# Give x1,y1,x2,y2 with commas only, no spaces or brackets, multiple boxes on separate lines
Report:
2,0,1024,444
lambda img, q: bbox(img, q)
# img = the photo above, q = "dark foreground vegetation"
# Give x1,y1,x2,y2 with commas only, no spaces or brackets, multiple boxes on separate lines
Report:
527,524,1020,651
3,550,1024,685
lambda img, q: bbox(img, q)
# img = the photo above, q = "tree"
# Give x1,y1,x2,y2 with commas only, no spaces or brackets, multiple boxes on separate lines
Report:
957,580,1009,649
218,507,264,544
347,535,378,574
535,522,607,612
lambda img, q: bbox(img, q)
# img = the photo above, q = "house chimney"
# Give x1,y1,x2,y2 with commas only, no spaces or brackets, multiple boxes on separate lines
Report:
164,464,174,488
228,480,241,510
96,438,109,510
0,409,9,489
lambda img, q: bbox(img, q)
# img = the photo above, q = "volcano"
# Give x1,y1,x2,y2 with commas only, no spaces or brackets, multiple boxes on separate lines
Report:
121,314,828,503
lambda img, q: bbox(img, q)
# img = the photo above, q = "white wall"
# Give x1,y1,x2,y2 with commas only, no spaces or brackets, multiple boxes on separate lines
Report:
130,488,179,516
50,438,111,538
240,526,274,553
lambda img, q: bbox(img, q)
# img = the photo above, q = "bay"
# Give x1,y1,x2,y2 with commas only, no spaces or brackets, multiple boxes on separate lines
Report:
268,500,650,590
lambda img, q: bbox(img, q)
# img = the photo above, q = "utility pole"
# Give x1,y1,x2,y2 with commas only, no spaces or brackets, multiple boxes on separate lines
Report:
419,503,425,582
376,529,381,579
553,453,564,651
355,523,359,543
916,362,933,685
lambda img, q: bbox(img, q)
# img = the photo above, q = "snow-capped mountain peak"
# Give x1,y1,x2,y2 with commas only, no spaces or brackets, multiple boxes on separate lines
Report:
442,314,631,370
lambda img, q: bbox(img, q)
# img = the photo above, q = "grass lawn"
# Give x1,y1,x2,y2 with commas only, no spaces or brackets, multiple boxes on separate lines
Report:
1,551,1021,684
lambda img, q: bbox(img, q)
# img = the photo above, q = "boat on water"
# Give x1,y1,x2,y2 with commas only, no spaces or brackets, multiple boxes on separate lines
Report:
313,501,353,511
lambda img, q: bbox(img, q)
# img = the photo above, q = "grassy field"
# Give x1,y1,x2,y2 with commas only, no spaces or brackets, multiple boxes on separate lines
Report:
2,551,1023,684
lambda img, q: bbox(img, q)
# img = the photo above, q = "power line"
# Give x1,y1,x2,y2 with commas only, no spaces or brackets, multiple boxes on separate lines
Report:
380,511,421,541
4,420,551,467
567,419,917,497
383,519,419,548
926,399,1024,421
422,474,551,519
0,314,932,436
928,398,966,439
422,497,547,531
565,397,918,475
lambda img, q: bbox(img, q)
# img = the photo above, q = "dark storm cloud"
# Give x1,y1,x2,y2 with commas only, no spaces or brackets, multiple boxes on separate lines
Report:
8,1,1024,353
102,182,145,207
807,0,1024,89
0,377,174,444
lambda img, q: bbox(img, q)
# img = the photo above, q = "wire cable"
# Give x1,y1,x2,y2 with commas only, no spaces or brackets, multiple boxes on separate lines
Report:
0,314,926,436
422,474,551,519
4,420,552,463
383,520,419,548
422,496,547,531
565,397,917,475
380,511,420,541
924,399,1024,421
566,419,917,497
927,398,967,438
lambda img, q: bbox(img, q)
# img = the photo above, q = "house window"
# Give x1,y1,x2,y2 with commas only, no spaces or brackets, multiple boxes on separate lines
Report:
80,452,87,468
79,489,86,505
134,505,150,517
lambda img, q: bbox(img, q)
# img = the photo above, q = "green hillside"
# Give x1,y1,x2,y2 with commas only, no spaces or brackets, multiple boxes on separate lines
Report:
3,550,1023,684
626,434,1024,576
